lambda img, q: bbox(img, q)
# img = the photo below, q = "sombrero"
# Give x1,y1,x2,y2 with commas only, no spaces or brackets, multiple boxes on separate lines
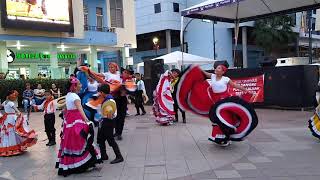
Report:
101,99,117,117
56,96,66,109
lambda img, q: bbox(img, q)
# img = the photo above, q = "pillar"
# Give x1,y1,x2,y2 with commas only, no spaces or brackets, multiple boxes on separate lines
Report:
166,30,172,54
0,41,8,73
88,46,98,72
50,45,62,79
121,47,130,68
29,63,38,79
242,27,248,68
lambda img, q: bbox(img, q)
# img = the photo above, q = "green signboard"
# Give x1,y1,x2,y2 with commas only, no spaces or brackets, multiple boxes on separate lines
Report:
15,52,78,60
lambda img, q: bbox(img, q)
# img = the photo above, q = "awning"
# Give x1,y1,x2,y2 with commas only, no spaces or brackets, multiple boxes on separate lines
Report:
181,0,320,23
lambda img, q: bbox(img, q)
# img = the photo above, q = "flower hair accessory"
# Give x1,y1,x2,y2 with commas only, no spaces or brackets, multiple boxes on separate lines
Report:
69,77,79,92
217,65,228,72
108,62,119,71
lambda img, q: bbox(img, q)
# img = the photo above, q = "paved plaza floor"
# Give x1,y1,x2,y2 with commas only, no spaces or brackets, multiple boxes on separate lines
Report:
0,105,319,180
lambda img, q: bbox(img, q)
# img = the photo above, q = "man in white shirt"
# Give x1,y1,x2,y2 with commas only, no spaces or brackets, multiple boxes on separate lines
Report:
134,73,146,115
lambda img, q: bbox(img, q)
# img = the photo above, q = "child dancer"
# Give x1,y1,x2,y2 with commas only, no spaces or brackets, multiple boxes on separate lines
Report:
97,84,124,164
34,90,57,146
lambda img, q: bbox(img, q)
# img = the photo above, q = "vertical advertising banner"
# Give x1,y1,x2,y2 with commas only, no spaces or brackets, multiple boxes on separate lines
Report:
228,75,265,103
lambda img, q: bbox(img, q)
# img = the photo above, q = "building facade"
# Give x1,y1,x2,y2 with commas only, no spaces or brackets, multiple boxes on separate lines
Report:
134,0,320,69
0,0,136,79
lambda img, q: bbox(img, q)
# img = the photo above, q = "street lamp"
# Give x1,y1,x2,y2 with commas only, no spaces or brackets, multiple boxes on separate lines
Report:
153,37,159,56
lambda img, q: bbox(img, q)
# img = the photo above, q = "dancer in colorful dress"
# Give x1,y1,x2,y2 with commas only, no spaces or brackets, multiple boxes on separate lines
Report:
153,70,175,125
0,90,37,157
176,62,258,146
308,104,320,140
56,78,101,176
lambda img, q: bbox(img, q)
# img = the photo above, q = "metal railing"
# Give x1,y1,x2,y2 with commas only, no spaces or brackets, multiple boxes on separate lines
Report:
84,25,115,33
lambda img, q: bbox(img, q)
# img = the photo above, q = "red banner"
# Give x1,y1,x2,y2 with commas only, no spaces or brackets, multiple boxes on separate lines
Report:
228,75,265,103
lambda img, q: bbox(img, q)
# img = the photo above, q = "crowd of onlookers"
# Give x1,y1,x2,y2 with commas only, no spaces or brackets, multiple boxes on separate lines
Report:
22,82,61,113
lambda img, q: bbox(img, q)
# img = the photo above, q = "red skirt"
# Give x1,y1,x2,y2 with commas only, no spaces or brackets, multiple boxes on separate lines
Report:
176,65,258,142
56,109,101,176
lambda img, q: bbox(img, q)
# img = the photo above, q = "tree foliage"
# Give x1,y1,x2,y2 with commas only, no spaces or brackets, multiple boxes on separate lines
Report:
253,15,297,56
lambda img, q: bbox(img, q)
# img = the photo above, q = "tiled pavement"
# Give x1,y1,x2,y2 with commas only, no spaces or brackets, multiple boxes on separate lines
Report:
0,106,319,180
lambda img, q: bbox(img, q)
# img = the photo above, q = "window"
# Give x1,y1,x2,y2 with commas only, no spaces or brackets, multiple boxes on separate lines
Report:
84,6,88,30
154,3,161,14
96,7,103,31
110,0,124,28
173,3,179,12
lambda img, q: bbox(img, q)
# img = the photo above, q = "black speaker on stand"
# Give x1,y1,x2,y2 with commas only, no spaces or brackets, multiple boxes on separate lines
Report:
144,59,164,104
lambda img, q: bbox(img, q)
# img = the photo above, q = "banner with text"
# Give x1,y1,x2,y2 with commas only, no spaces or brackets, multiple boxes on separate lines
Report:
228,75,265,103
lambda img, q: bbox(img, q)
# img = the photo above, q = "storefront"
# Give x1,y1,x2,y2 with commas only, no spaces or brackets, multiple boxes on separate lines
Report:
6,49,79,79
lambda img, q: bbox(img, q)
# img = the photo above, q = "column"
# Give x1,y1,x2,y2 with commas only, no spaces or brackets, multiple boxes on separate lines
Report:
88,46,98,72
0,41,8,73
29,63,38,79
121,47,130,68
166,30,172,54
50,45,62,79
242,27,248,68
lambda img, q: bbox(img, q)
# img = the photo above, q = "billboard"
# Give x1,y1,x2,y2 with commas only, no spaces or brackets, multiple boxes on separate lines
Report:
1,0,74,32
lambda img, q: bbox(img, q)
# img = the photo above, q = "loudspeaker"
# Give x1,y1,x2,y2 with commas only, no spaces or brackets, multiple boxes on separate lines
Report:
143,59,164,104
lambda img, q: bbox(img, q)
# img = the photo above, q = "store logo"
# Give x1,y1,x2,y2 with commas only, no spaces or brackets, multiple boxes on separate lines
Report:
7,49,15,63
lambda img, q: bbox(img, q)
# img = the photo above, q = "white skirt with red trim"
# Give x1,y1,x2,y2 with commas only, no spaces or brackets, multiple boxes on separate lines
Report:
153,71,175,125
0,114,37,157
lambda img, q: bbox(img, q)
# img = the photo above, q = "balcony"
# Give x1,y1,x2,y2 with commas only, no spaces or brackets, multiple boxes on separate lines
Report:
84,25,116,33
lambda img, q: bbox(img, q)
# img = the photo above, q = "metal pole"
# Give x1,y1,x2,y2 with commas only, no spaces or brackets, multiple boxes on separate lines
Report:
308,10,313,64
213,21,216,59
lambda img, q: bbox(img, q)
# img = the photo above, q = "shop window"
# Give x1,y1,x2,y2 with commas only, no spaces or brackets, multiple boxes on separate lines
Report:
110,0,124,28
96,7,103,31
173,3,179,13
154,3,161,14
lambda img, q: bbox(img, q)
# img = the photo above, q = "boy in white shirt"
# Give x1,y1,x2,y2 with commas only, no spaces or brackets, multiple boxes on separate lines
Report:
34,90,57,146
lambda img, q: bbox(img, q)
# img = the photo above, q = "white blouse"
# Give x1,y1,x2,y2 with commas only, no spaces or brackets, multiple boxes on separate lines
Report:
210,74,230,93
102,72,121,82
66,92,81,110
87,81,99,92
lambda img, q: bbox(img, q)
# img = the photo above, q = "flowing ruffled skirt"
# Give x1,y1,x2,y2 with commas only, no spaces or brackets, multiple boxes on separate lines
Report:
0,113,37,157
56,110,101,176
176,65,258,143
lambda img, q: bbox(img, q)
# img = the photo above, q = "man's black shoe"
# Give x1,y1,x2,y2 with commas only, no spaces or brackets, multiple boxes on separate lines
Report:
116,135,123,141
110,157,124,164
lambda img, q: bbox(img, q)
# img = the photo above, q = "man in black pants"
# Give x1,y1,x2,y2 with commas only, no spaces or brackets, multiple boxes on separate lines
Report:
134,73,146,116
97,84,124,164
114,86,128,140
171,69,186,123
